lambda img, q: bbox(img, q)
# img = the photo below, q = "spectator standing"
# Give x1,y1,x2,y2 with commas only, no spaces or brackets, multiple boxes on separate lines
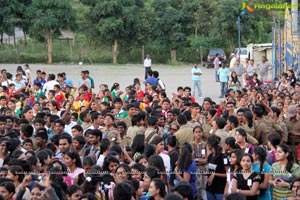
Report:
246,59,257,79
256,56,274,81
144,53,152,79
230,60,246,87
191,63,202,98
213,53,220,82
217,62,230,98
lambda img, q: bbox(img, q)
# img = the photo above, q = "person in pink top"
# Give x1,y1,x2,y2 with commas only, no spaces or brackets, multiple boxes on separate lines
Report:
213,53,220,82
65,151,85,185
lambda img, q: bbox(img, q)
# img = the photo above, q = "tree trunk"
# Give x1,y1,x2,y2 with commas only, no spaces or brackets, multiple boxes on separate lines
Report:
47,29,53,64
113,39,118,64
142,45,144,64
23,31,27,46
13,31,16,47
0,32,3,45
122,40,126,63
170,49,177,62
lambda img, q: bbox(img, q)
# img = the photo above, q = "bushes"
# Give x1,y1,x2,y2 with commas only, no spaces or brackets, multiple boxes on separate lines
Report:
0,36,202,64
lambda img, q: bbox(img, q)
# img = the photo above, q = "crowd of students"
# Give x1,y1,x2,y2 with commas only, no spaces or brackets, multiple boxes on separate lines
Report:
0,64,299,200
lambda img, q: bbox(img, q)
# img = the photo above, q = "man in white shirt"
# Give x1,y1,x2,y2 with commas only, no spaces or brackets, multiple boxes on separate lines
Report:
43,74,59,96
256,56,274,81
144,53,152,79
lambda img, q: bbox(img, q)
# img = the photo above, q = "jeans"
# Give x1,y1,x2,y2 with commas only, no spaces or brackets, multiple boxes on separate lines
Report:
220,82,228,97
199,189,207,200
214,69,219,82
206,191,223,200
192,80,202,97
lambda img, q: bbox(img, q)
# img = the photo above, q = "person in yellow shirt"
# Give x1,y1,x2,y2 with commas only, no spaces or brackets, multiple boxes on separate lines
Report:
73,93,89,114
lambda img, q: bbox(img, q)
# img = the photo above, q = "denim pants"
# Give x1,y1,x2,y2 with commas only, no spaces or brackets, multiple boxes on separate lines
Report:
214,69,219,82
206,191,224,200
192,80,202,97
220,82,228,97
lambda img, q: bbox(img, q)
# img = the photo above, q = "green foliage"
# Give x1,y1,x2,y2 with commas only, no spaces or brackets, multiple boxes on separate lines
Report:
27,0,77,40
151,0,189,50
0,0,17,36
0,35,113,63
15,0,32,34
0,0,294,63
82,0,144,45
70,0,90,33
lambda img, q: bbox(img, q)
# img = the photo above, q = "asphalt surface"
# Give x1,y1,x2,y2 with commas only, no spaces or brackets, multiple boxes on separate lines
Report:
2,63,223,104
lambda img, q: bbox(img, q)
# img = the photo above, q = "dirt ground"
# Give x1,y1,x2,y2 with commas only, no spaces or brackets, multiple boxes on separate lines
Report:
2,63,223,104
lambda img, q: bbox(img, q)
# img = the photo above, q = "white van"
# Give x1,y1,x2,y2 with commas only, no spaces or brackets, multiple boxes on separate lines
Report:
233,48,248,62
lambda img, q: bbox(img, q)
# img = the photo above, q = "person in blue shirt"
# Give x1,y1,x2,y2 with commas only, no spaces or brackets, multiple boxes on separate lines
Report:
62,72,73,86
145,70,158,87
252,146,272,200
217,62,230,98
191,63,202,98
33,70,46,89
174,142,198,199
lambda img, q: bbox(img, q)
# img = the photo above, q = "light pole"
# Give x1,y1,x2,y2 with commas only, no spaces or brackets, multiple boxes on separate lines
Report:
238,15,241,59
238,10,249,61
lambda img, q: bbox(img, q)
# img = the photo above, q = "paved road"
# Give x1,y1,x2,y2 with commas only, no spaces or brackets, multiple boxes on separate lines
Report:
2,63,223,104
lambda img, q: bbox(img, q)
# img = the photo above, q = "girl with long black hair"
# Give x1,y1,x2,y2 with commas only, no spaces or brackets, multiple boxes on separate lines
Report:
224,149,243,196
252,146,271,200
205,135,228,200
287,69,297,88
65,151,84,185
232,153,260,200
174,142,198,199
131,134,145,161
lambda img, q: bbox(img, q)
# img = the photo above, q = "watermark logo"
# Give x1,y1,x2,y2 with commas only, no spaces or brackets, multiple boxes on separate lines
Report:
241,2,297,15
253,3,298,10
241,2,255,15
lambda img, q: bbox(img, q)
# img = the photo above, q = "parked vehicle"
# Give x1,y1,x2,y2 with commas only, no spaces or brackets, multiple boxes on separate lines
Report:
233,48,248,61
203,48,226,68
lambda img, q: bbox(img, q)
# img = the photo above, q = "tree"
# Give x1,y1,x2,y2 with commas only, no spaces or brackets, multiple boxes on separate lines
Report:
15,0,32,45
151,0,190,62
27,0,76,64
82,0,144,64
0,0,17,45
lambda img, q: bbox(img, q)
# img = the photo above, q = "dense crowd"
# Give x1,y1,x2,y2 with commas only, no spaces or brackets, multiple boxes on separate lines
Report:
0,62,299,200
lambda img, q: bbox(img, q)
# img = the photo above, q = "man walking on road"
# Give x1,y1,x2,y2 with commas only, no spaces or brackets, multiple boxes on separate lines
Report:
191,63,202,98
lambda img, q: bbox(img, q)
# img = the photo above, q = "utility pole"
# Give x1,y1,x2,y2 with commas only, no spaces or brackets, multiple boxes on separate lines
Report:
238,15,241,60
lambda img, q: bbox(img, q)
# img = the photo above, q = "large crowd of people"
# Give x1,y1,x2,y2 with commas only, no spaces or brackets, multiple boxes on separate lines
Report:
0,60,299,200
